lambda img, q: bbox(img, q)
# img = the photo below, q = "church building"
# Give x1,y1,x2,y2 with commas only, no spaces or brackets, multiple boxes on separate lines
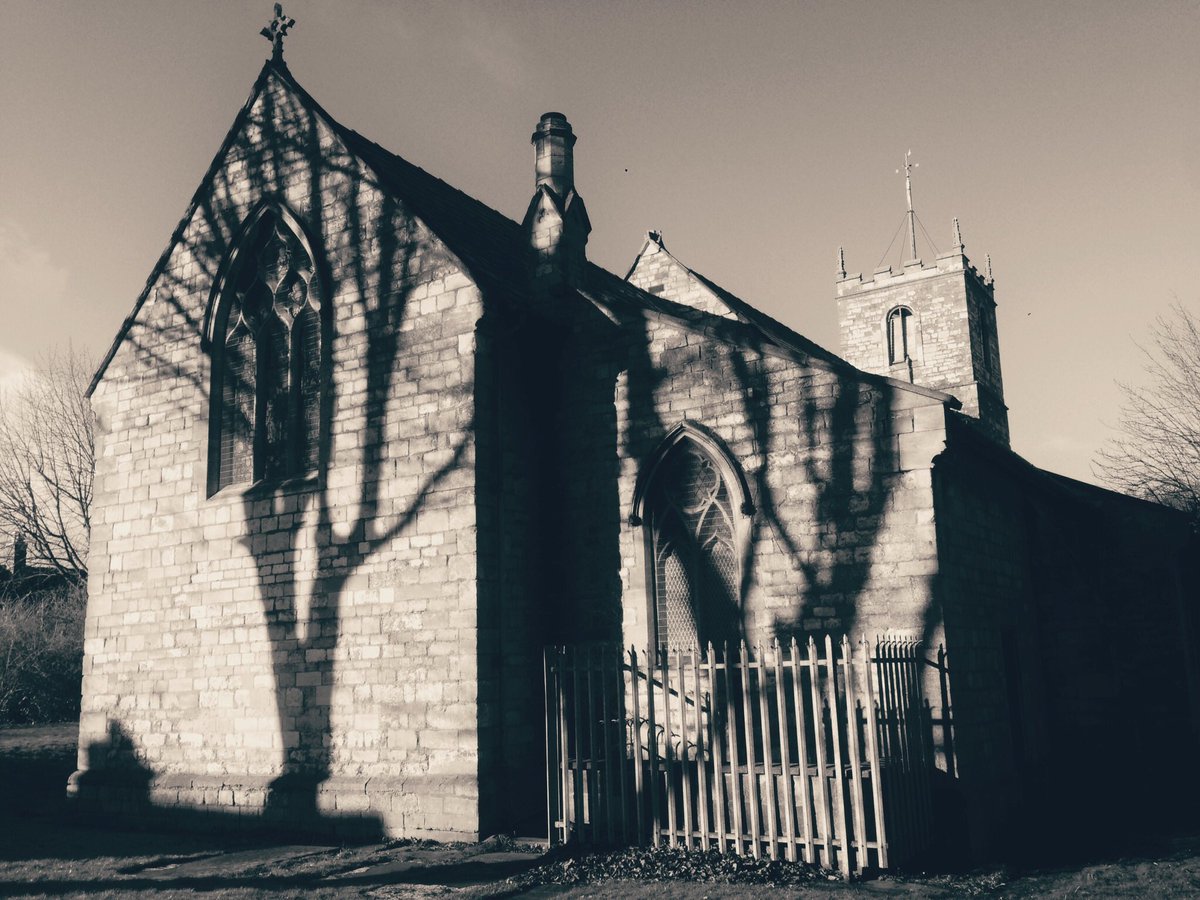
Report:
72,20,1199,860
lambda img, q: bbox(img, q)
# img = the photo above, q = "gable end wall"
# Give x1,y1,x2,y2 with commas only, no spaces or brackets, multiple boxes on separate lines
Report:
76,74,488,840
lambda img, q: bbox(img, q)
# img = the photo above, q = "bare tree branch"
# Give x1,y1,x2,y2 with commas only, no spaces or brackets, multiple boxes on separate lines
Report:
1096,302,1200,520
0,348,95,579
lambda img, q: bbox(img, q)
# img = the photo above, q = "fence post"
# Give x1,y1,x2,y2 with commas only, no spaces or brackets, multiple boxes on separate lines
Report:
724,641,746,856
740,641,762,858
691,649,711,851
646,647,662,847
825,634,852,878
585,645,599,842
774,638,798,862
661,648,679,846
841,635,868,874
790,636,815,864
674,648,694,849
601,646,615,845
807,636,832,869
628,648,645,845
570,645,585,844
545,646,558,845
758,642,780,860
616,649,632,845
706,643,729,854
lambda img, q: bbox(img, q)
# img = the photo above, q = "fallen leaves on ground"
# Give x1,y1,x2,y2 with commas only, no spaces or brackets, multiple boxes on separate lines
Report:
509,844,838,889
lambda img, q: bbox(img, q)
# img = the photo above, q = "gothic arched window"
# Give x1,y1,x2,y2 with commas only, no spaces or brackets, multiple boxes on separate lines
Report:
886,305,913,365
209,210,322,493
644,438,742,649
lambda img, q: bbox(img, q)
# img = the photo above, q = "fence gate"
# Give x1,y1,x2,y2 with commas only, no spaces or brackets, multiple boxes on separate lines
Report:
544,637,933,877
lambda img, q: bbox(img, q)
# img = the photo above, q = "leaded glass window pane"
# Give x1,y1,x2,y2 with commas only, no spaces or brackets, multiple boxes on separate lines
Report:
647,439,740,649
219,324,255,490
211,211,322,491
292,304,320,473
256,315,290,482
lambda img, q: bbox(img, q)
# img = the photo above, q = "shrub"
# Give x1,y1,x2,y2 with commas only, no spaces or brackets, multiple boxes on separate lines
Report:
0,581,86,724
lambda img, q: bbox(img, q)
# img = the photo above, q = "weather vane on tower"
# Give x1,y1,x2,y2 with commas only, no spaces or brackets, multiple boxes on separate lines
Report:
261,3,296,62
896,150,919,261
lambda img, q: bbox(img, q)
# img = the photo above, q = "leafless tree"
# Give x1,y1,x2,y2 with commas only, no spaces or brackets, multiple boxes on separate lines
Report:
1096,303,1200,519
0,348,95,579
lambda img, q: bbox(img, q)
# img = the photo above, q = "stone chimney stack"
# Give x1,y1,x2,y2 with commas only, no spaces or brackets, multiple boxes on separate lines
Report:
523,112,591,291
533,112,575,198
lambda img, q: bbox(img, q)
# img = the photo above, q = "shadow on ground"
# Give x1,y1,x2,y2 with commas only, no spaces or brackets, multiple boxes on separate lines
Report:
4,723,1200,899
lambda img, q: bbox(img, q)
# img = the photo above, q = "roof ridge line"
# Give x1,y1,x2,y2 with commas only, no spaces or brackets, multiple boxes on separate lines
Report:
643,241,853,371
586,264,961,407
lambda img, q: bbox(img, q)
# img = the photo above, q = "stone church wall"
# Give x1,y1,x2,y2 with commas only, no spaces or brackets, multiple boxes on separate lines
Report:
75,74,489,840
555,306,952,651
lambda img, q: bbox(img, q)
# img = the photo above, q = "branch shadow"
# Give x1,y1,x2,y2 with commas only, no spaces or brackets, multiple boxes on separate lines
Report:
78,64,488,839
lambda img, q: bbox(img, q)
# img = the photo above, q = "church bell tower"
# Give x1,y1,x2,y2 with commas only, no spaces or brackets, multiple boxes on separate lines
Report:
835,156,1009,445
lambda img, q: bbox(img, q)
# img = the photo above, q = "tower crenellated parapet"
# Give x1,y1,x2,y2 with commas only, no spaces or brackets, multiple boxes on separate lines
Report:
835,246,993,294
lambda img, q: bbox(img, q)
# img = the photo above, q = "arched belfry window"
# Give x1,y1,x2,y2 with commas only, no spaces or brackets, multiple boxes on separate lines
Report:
639,433,747,649
209,209,322,493
886,305,913,365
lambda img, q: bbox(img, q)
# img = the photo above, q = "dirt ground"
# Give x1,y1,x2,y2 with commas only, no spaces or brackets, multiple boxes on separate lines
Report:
3,723,1200,899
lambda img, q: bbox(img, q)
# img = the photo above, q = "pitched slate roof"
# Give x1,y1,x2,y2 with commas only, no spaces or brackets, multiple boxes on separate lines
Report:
322,116,528,298
942,411,1194,529
90,59,955,409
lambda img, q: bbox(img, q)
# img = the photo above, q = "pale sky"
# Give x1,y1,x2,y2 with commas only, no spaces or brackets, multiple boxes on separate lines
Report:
2,1,1197,484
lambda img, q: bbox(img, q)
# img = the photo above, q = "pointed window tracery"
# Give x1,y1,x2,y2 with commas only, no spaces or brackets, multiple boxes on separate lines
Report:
645,438,741,649
211,211,322,493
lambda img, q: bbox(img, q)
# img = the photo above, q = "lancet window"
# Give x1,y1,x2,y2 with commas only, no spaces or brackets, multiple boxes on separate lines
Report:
886,305,913,365
644,438,741,649
210,211,321,493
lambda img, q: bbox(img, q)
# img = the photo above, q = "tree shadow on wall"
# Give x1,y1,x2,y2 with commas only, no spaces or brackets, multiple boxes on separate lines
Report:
612,300,899,646
81,65,489,836
599,300,958,860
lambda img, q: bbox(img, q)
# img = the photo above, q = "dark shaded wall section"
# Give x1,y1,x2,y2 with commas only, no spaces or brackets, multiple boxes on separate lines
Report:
475,306,593,838
934,415,1200,857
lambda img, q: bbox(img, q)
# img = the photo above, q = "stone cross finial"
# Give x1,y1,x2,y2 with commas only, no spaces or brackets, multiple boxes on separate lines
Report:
837,246,847,279
953,217,964,251
260,3,295,61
